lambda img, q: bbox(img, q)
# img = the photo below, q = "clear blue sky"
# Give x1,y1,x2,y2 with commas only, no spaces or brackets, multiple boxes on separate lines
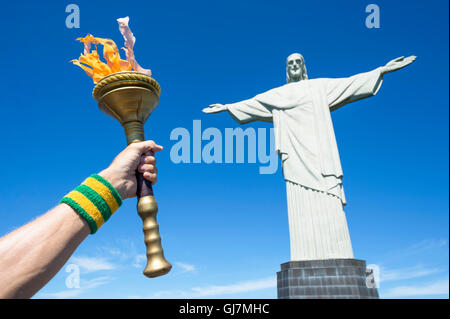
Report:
0,0,448,298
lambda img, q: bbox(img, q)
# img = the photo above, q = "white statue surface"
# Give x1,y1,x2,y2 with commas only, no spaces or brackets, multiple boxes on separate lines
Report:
203,53,416,261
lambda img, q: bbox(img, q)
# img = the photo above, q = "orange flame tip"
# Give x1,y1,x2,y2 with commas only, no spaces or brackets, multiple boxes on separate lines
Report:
72,17,150,83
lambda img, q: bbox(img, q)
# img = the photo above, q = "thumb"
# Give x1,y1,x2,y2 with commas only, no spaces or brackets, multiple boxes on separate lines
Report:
133,140,164,154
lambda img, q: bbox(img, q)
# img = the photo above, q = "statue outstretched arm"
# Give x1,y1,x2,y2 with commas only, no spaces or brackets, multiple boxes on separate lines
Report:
203,99,273,124
325,68,383,111
323,55,416,111
326,55,416,111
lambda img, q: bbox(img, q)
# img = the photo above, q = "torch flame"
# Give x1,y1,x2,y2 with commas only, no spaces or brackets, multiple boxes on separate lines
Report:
72,17,151,83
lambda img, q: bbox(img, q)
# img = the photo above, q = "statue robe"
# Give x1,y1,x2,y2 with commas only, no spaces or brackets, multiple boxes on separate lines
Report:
225,67,384,260
226,67,384,205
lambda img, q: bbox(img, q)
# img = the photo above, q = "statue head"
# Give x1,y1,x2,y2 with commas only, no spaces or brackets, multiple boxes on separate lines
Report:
286,53,308,83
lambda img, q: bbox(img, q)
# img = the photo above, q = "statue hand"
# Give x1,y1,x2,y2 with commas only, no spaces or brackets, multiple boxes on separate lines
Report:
382,55,417,74
202,103,228,114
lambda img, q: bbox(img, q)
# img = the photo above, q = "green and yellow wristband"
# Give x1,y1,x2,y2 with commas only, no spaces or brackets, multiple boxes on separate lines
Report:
60,174,122,234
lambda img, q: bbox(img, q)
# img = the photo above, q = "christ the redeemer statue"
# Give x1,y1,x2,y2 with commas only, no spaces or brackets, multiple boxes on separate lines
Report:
203,54,415,261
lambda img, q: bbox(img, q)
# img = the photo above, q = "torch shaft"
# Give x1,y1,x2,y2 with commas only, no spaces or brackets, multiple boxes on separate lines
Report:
122,121,172,278
123,121,146,145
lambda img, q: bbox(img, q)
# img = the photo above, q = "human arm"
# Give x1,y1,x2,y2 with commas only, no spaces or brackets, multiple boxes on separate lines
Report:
0,140,162,299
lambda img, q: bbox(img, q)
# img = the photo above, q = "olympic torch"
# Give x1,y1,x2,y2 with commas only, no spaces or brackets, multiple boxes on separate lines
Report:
72,17,171,278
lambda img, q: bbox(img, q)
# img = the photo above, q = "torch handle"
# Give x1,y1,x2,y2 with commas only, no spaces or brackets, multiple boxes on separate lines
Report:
136,170,154,197
135,171,172,278
123,121,171,278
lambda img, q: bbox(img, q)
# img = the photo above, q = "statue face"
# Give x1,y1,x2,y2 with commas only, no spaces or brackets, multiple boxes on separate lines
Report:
286,53,304,82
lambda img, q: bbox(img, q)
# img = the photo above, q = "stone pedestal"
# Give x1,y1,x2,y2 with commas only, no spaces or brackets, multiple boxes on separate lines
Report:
277,259,379,299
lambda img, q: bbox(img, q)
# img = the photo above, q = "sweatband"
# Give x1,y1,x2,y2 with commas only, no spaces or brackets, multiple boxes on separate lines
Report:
60,174,122,234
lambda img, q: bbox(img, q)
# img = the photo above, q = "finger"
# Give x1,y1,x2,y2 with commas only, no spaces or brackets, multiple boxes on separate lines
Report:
141,155,156,165
143,171,157,184
151,143,163,153
142,164,157,173
141,151,155,159
138,164,157,173
395,56,405,61
147,165,158,174
137,163,146,173
134,140,163,154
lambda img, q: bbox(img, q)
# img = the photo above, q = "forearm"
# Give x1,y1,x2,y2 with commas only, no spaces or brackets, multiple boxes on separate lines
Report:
0,204,89,298
0,141,161,299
